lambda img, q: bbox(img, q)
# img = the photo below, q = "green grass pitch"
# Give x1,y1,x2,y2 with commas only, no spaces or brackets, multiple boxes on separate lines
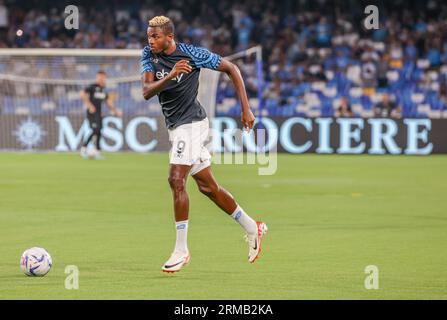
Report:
0,153,446,299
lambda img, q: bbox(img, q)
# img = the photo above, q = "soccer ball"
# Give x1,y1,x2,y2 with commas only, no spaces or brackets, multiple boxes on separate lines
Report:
20,247,52,277
87,148,99,159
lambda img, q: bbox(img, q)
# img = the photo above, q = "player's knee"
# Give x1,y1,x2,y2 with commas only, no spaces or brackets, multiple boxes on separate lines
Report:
198,182,219,198
168,176,186,193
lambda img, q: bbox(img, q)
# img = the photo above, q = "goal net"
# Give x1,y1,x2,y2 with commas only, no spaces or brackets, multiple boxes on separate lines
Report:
0,46,262,151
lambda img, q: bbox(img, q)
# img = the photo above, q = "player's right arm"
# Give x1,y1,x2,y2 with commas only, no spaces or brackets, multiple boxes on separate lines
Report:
142,60,192,100
80,89,96,113
140,46,191,100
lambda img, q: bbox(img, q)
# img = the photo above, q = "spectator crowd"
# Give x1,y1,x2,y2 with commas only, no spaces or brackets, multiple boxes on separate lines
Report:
1,0,447,118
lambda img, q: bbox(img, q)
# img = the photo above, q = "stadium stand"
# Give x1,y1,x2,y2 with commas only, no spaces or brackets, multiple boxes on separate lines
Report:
1,0,447,118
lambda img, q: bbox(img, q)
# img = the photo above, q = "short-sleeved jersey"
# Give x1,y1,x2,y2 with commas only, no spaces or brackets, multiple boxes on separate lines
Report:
84,84,108,116
140,42,222,129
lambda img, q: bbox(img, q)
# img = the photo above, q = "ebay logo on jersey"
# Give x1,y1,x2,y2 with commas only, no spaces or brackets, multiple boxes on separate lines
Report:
155,69,184,83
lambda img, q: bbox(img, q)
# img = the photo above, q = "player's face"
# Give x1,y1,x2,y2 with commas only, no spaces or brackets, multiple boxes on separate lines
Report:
96,73,106,87
147,27,173,54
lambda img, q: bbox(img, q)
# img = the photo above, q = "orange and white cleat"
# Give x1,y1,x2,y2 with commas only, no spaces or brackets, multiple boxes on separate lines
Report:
162,250,191,273
245,221,268,263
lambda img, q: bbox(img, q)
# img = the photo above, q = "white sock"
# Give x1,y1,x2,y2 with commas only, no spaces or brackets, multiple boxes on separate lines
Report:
231,205,257,235
174,220,189,253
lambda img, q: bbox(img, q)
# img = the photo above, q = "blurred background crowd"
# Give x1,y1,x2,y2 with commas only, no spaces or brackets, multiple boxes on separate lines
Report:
1,0,447,118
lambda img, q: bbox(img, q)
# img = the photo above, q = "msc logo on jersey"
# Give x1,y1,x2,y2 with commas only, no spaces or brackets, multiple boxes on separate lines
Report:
155,69,184,83
94,87,106,99
93,92,106,99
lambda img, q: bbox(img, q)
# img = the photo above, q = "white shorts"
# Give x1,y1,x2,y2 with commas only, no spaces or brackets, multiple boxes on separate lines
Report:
168,118,211,176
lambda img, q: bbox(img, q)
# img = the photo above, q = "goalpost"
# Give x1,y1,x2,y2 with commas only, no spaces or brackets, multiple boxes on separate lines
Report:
199,45,263,120
0,46,263,151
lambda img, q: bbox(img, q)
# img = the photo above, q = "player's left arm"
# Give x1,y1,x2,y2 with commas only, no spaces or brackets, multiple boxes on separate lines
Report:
105,94,122,117
217,59,255,131
184,43,255,131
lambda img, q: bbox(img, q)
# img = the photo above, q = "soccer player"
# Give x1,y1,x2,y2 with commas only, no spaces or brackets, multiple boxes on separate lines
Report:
140,16,268,273
80,70,121,159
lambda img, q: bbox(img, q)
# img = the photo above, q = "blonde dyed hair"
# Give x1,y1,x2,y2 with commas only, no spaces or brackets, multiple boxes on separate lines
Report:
148,16,175,35
149,16,171,27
